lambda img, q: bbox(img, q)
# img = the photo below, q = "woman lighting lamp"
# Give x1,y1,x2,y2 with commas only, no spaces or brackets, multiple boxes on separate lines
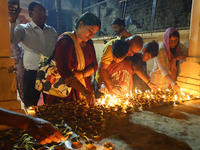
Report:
150,27,187,91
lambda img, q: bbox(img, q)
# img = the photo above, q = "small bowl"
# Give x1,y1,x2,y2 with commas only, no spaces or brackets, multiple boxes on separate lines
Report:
91,133,101,140
103,142,115,150
85,140,95,149
78,130,86,137
64,131,73,139
60,126,71,134
71,136,82,145
126,107,133,114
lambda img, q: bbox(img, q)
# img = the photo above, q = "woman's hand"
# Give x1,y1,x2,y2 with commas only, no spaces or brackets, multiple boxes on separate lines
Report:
26,118,65,145
172,84,180,92
73,70,84,80
148,82,158,92
81,89,95,107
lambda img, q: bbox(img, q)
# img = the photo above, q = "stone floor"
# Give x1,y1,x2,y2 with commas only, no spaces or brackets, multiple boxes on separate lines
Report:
71,100,199,150
1,99,200,150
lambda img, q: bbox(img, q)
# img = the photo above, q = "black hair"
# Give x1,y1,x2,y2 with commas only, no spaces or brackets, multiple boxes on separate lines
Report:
28,1,44,11
28,1,44,17
112,18,125,26
144,40,159,58
169,32,179,38
75,12,101,29
112,40,129,58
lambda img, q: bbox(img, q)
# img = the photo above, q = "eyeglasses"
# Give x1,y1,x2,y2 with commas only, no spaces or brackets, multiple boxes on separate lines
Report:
33,9,48,16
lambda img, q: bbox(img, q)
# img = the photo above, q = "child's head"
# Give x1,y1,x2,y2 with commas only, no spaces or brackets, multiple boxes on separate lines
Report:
142,40,159,62
112,40,129,63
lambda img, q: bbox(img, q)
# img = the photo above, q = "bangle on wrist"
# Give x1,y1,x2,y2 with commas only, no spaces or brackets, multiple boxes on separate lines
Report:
146,80,151,85
171,81,176,86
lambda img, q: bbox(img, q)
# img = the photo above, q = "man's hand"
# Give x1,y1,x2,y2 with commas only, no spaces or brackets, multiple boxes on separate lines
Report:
8,2,21,23
81,89,95,107
26,118,65,145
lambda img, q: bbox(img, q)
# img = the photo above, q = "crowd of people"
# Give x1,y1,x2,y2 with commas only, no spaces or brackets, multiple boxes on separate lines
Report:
0,1,187,145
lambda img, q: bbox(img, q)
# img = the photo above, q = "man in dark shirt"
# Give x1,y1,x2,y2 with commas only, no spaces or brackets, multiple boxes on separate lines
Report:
128,40,159,92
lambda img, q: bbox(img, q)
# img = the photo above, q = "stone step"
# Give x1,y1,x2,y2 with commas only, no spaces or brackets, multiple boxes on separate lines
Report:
177,76,200,85
177,81,200,95
0,100,22,110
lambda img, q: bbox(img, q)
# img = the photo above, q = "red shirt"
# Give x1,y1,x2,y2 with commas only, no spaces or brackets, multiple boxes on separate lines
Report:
107,59,133,94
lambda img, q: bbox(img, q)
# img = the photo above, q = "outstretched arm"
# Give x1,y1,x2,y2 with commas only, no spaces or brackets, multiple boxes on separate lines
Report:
99,62,114,93
133,64,158,91
0,107,64,145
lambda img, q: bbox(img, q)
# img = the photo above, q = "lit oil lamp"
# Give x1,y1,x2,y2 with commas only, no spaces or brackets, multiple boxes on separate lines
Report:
85,140,95,149
103,142,115,150
71,136,82,146
26,106,36,116
78,129,86,137
83,136,95,149
91,133,101,140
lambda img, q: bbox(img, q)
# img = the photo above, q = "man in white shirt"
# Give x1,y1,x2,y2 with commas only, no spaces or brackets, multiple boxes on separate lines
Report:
9,1,58,107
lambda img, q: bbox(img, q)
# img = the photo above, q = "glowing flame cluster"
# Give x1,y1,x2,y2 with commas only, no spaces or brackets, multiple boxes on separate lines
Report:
96,88,200,113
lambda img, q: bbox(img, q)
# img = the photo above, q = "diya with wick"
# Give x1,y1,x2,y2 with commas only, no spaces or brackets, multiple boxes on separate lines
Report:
60,126,72,134
63,131,73,139
85,140,95,149
91,133,101,140
70,136,82,145
125,106,134,114
103,142,115,150
78,129,86,137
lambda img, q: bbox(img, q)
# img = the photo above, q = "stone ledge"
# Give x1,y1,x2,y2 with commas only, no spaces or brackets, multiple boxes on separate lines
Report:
177,81,200,95
179,57,200,80
92,29,189,43
177,76,200,85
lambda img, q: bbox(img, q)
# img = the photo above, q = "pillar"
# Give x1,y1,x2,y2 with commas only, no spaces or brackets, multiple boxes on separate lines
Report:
177,0,200,95
0,0,23,130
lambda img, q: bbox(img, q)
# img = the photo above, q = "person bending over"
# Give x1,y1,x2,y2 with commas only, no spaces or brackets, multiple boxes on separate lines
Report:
99,40,157,95
128,41,159,92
